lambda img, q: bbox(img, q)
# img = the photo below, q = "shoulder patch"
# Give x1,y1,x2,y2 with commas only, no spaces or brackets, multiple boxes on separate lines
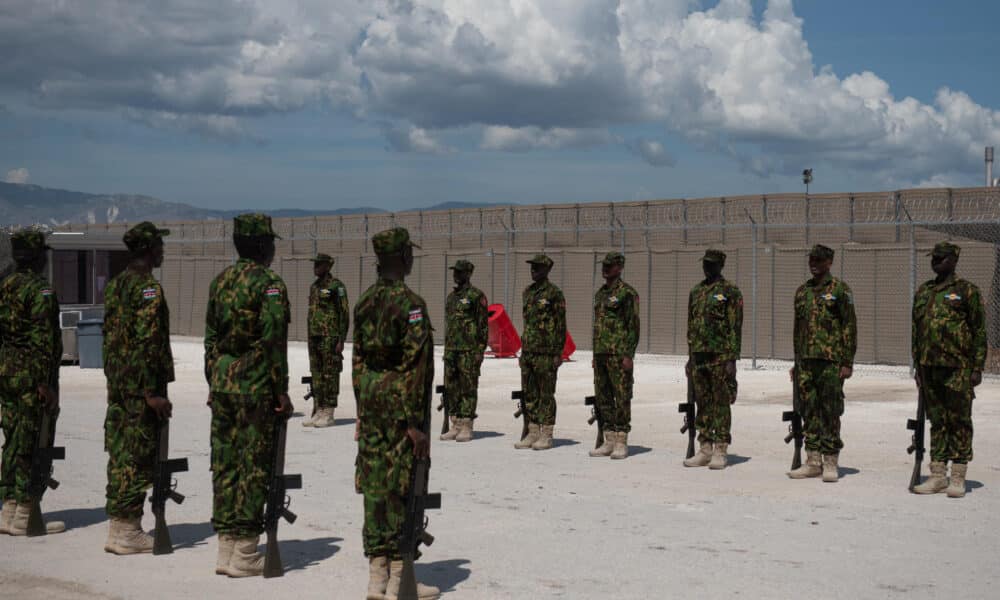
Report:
265,287,282,298
41,288,55,297
142,287,158,300
338,287,346,297
408,308,424,324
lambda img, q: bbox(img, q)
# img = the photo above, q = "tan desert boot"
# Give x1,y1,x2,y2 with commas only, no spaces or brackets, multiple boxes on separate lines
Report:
105,516,153,554
610,431,629,460
216,534,237,575
531,425,554,451
946,463,967,498
683,441,712,467
0,499,16,534
709,443,728,470
821,454,839,482
227,536,264,577
787,450,822,479
312,406,336,428
367,555,390,599
302,409,316,427
514,423,540,449
912,461,948,494
8,503,65,536
455,418,474,443
589,431,615,457
103,518,121,552
385,559,441,599
439,417,459,441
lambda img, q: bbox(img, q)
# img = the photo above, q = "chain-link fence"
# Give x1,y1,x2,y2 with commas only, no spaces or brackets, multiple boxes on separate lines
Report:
51,187,1000,371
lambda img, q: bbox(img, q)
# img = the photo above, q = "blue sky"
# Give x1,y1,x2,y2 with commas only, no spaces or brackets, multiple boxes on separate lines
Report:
2,0,999,211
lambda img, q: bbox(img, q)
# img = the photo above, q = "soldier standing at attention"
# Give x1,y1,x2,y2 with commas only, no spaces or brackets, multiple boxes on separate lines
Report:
441,259,489,443
911,242,986,498
102,222,174,554
515,254,567,451
303,253,349,429
788,244,857,482
0,230,64,536
204,214,293,577
353,227,439,600
684,249,743,469
589,252,639,460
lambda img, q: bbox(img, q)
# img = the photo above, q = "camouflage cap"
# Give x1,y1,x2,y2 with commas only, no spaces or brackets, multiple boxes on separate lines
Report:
526,254,554,268
449,259,475,273
233,213,281,239
123,221,170,251
311,253,334,264
701,249,726,265
809,244,835,260
601,251,625,266
371,227,420,255
9,230,50,254
928,241,961,258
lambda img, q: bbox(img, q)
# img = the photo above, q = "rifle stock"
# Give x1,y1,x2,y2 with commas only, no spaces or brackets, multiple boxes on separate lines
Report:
26,411,63,537
262,417,302,578
907,368,927,492
151,420,189,555
511,390,528,440
584,396,604,449
783,364,804,471
678,373,696,460
436,384,449,435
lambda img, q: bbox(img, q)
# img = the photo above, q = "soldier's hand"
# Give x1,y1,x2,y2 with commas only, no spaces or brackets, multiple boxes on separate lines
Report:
788,368,795,382
685,360,692,377
591,358,595,369
622,356,634,371
38,384,58,411
275,393,294,417
725,360,736,378
145,394,172,420
336,341,345,354
554,357,563,369
206,393,213,407
354,420,360,441
407,427,430,459
839,366,853,380
913,370,922,387
971,370,983,387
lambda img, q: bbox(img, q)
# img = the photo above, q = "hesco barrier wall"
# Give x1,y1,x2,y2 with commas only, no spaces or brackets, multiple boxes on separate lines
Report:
53,187,1000,370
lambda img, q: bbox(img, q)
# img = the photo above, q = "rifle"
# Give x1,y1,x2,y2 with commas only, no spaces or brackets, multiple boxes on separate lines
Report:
678,372,696,460
262,416,303,578
584,395,604,450
398,373,442,600
150,420,189,555
435,384,449,436
26,411,64,537
782,363,804,471
301,375,314,402
511,390,528,440
907,367,927,492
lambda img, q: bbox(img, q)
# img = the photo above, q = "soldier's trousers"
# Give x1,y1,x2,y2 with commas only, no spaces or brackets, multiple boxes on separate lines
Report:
210,393,276,537
308,336,342,409
920,365,974,463
691,354,735,444
104,387,158,519
593,354,633,433
356,419,413,559
0,375,58,503
520,352,559,426
443,350,483,419
796,359,844,455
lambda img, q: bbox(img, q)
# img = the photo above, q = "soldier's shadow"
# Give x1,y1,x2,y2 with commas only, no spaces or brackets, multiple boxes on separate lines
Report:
551,439,581,449
966,480,984,494
333,418,357,426
281,536,343,572
46,506,106,530
471,430,504,440
727,454,752,466
415,558,472,593
838,467,861,478
172,522,216,550
627,445,653,457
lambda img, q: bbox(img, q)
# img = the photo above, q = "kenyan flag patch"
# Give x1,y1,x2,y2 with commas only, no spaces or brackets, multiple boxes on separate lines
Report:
142,288,158,300
408,308,423,324
265,287,282,297
40,288,55,297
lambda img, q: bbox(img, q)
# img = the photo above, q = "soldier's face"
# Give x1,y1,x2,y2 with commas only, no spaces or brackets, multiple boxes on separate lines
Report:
152,240,164,268
314,261,331,278
530,263,550,282
453,269,470,286
702,260,722,279
931,254,957,276
263,239,276,267
808,256,831,277
602,262,622,280
402,245,414,276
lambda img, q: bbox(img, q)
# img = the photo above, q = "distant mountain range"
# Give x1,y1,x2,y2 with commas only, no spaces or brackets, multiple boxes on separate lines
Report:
0,181,509,226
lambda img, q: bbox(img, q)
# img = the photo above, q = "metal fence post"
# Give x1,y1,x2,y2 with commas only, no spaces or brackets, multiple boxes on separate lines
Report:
747,211,759,369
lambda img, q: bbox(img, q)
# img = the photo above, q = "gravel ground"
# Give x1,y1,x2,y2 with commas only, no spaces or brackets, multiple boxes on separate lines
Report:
2,338,998,599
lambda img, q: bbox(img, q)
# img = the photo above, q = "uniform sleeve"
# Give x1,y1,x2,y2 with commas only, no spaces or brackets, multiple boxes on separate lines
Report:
204,278,219,385
725,286,744,361
337,281,350,341
133,282,169,394
840,284,858,368
625,289,640,358
26,284,60,385
476,291,489,352
792,286,803,360
351,302,365,409
397,300,432,428
554,288,567,350
258,278,290,395
967,284,987,371
686,288,695,353
911,286,921,365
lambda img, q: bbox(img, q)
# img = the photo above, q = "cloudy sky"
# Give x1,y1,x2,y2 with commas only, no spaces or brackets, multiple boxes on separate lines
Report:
2,0,999,210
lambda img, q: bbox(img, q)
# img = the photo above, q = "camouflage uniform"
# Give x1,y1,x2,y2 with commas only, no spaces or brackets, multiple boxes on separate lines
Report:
0,231,61,504
103,222,174,519
912,243,986,464
592,253,639,433
308,254,350,410
687,250,743,444
793,245,857,455
444,260,489,419
520,255,566,427
204,214,289,538
353,228,433,559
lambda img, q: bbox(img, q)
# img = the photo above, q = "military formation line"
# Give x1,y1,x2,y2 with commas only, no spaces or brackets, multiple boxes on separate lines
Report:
0,215,986,599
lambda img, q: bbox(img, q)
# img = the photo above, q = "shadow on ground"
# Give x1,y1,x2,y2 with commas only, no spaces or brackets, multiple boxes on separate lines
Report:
728,454,752,466
552,439,581,449
471,430,504,440
967,479,985,493
45,507,106,530
172,522,216,550
839,467,861,478
416,558,472,593
282,537,343,572
627,445,653,457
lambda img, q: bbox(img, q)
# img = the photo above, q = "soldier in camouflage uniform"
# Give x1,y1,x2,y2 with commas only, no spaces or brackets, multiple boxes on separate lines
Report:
684,249,743,470
204,213,293,577
0,230,64,536
441,259,489,443
303,253,349,429
353,227,439,600
515,254,567,451
589,252,639,460
911,242,986,498
102,222,175,554
788,244,857,482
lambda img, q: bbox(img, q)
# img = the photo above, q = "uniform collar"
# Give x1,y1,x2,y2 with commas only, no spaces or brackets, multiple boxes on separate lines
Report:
933,272,957,290
808,272,833,288
601,278,623,291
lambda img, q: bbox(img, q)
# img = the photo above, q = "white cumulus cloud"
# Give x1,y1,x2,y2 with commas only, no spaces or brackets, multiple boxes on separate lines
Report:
4,168,29,184
481,126,619,152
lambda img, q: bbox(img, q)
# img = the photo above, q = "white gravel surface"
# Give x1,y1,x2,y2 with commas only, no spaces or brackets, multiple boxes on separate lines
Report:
2,338,999,599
